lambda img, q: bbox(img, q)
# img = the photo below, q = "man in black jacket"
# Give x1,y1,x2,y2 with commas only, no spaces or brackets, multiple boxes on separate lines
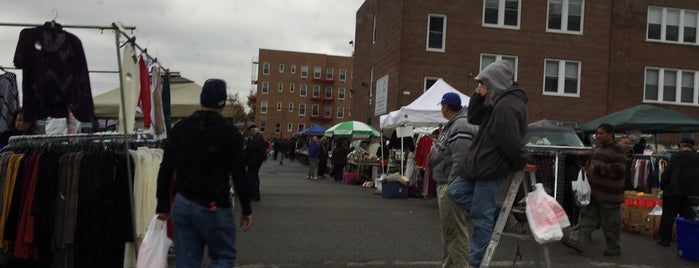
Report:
156,79,253,267
246,124,267,201
657,138,699,246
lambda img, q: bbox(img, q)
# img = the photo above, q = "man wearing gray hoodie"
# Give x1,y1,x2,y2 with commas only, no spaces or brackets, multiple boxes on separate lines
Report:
428,92,478,267
447,60,529,268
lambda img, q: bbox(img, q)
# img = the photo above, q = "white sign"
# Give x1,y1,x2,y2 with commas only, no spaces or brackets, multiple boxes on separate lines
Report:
374,74,388,116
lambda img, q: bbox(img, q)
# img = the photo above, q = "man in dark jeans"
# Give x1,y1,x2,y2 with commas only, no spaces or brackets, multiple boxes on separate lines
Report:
246,124,266,201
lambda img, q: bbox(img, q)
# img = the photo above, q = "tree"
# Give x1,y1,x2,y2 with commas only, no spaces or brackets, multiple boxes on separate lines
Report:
246,89,257,122
226,92,248,123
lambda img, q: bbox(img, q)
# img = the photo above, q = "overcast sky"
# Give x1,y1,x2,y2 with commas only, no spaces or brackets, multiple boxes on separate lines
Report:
0,0,364,101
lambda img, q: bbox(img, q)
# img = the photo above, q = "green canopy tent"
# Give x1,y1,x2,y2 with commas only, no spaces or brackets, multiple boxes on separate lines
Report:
577,104,699,133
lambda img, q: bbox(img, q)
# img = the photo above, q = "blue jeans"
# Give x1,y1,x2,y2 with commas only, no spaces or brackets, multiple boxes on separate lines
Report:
447,175,505,267
171,194,237,268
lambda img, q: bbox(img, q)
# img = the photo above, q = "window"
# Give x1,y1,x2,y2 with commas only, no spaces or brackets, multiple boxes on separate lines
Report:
277,83,283,92
289,83,295,93
483,0,520,28
288,123,293,132
427,14,447,51
260,121,266,133
313,85,321,97
324,105,332,118
424,77,440,91
547,0,584,33
279,64,284,73
262,63,270,75
645,68,699,106
372,13,377,44
291,65,296,74
299,104,306,116
298,123,305,132
647,7,699,45
260,101,268,114
301,65,308,79
326,68,333,80
288,103,294,112
338,88,346,100
300,84,307,97
313,67,322,79
543,59,580,97
276,102,282,111
325,87,333,98
311,104,320,116
261,82,269,94
337,107,344,119
480,54,519,81
348,108,352,117
339,69,347,82
274,123,281,134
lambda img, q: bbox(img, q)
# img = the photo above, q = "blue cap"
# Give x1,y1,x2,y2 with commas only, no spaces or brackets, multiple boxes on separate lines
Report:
439,92,462,110
200,79,227,109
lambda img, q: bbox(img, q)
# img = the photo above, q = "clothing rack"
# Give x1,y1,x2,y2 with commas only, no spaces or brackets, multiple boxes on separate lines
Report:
7,132,154,146
526,145,592,200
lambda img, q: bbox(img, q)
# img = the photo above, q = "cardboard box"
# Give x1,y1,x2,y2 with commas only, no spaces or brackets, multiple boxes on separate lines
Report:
625,190,639,198
651,188,661,196
621,204,630,222
630,207,651,225
641,215,655,238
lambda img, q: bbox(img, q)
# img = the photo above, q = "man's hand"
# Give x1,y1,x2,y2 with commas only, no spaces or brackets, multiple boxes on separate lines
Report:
157,213,170,221
240,214,253,232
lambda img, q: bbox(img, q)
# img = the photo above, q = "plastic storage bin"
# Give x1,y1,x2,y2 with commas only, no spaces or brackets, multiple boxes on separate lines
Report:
676,217,699,262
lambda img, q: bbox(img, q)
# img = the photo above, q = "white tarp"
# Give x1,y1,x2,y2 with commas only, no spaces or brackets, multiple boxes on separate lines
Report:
379,79,470,129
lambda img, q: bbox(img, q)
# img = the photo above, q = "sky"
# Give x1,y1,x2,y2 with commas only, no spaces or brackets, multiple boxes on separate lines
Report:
0,0,364,101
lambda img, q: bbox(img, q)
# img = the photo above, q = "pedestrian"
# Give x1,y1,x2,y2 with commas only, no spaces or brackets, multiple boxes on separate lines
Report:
0,107,37,147
447,59,529,268
331,140,352,182
272,138,279,160
287,138,297,162
317,136,329,179
428,92,478,267
633,137,647,155
657,138,699,247
277,138,288,164
155,78,253,267
307,136,319,179
246,124,267,201
562,123,626,256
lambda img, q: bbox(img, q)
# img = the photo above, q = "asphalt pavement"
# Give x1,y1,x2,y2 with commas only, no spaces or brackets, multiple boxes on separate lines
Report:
172,159,698,267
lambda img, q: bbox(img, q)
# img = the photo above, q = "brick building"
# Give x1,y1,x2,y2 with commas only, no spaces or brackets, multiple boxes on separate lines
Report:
352,0,699,134
252,49,353,139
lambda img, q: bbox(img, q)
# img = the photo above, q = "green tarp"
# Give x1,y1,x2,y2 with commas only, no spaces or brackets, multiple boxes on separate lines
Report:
577,104,699,133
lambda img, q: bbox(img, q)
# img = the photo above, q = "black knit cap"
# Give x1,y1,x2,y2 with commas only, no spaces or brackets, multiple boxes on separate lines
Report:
200,79,227,109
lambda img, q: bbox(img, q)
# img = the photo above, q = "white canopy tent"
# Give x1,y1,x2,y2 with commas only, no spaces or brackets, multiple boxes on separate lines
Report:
379,79,470,129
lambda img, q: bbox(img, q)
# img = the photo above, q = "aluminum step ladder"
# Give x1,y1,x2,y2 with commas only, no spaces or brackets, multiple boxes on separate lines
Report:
481,164,552,268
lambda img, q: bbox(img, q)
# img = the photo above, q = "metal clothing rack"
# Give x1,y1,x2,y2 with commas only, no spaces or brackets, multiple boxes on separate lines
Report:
526,145,592,201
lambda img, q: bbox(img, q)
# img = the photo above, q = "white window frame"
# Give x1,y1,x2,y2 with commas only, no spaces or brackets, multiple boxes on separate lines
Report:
279,64,285,73
260,101,268,114
298,123,305,132
277,82,283,92
482,0,521,29
311,104,320,116
262,62,270,75
480,53,519,81
260,121,266,133
313,85,321,97
646,6,699,46
276,102,282,111
546,0,585,34
325,87,333,98
337,106,345,119
289,83,295,93
426,14,447,52
324,105,332,118
338,88,346,100
644,67,699,106
291,64,296,74
288,103,294,112
288,123,293,132
313,66,322,79
339,69,347,82
261,82,269,94
274,123,281,134
300,84,307,97
542,59,581,97
299,104,306,116
326,68,334,80
424,77,441,92
372,13,377,44
301,65,308,79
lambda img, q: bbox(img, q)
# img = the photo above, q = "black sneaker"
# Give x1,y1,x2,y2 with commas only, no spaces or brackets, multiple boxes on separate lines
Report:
656,240,670,247
562,238,584,253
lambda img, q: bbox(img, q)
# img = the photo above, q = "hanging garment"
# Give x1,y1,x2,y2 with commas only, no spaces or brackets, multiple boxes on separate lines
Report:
0,73,19,134
13,23,97,129
138,55,152,129
119,42,140,133
162,72,172,135
414,134,433,169
150,62,166,137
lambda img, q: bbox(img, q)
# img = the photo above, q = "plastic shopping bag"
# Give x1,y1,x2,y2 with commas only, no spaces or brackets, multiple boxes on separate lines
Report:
526,183,567,244
136,216,172,268
571,170,591,206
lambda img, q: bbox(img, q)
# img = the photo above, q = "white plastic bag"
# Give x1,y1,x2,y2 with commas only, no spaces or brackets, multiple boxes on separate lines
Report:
136,216,172,268
526,183,569,244
571,170,591,206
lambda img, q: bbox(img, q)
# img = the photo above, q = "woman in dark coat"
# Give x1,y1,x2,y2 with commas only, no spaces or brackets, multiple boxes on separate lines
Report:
317,137,329,178
331,140,351,182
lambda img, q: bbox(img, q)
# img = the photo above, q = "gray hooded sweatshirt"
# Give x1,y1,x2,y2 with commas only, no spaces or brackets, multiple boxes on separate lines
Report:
428,106,478,183
457,60,529,180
